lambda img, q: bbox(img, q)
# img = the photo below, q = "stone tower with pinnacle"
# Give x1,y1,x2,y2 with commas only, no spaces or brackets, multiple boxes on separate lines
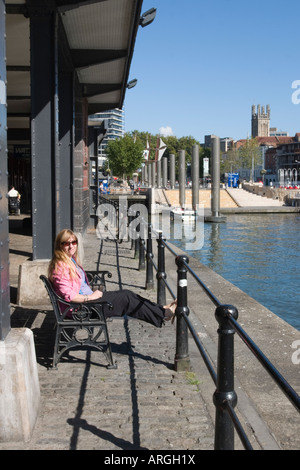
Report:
251,105,270,138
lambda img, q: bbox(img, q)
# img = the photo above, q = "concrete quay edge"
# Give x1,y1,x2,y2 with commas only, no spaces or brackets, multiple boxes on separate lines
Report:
219,207,300,214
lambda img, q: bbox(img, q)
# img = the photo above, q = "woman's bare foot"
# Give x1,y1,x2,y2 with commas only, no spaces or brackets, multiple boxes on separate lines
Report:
164,299,177,322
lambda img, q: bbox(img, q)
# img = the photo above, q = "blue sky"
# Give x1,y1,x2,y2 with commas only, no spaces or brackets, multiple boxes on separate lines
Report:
124,0,300,142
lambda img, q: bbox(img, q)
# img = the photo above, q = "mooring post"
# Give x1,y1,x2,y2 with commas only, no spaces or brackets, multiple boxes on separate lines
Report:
169,154,175,189
178,150,186,209
192,144,199,212
205,136,226,223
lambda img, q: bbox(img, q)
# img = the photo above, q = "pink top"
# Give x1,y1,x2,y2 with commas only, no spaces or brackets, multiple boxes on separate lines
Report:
51,261,92,302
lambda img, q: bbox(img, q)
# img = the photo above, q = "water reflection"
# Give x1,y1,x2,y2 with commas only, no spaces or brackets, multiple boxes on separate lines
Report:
170,214,300,331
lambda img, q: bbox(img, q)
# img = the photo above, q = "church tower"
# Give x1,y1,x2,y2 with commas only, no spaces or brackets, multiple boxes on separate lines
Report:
251,105,270,137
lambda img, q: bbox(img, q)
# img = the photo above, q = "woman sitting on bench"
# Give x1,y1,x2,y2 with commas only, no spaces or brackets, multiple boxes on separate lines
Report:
48,229,176,328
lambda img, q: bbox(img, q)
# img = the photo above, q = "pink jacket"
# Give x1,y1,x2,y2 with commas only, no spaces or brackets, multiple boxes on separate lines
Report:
51,262,82,302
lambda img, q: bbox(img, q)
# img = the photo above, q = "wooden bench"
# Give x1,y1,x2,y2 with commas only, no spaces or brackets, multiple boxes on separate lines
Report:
40,274,117,369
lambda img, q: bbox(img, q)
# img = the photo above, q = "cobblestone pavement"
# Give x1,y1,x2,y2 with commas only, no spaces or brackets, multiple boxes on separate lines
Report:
2,223,215,451
4,216,300,452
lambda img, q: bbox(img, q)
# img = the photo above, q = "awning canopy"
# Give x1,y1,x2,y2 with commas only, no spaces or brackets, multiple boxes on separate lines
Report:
6,0,144,133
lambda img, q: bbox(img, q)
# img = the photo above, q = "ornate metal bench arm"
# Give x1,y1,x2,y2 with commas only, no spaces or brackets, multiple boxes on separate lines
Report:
86,270,112,292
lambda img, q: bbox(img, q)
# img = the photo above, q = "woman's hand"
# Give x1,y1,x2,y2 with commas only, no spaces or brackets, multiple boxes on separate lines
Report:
70,289,103,303
89,290,103,300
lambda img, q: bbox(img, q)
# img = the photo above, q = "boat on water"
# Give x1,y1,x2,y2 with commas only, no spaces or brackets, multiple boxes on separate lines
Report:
171,207,197,221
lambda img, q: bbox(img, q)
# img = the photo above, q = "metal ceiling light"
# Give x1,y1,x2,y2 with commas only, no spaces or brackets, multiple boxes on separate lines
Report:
127,79,138,89
140,8,157,28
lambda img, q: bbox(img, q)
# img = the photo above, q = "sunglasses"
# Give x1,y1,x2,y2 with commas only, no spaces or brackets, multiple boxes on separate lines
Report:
62,240,78,247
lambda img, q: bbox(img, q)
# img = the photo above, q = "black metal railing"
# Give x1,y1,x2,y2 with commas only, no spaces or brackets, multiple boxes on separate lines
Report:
140,226,300,450
94,198,300,450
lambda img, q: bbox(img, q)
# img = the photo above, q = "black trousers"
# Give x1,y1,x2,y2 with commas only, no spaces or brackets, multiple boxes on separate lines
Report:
100,289,166,328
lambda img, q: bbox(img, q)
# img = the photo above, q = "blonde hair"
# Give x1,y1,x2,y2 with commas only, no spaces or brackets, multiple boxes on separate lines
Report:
48,229,80,281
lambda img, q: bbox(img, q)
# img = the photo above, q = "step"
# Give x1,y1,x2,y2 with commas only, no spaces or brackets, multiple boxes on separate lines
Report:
226,188,283,207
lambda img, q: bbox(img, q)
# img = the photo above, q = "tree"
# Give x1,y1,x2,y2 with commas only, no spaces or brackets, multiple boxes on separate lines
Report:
125,131,203,178
106,134,144,178
222,147,240,174
221,138,261,181
238,138,261,170
128,131,202,162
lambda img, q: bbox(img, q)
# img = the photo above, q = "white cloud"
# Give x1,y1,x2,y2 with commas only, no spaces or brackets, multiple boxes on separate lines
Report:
159,126,174,137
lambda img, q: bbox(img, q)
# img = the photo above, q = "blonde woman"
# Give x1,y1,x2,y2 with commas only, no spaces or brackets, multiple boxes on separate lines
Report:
48,229,176,327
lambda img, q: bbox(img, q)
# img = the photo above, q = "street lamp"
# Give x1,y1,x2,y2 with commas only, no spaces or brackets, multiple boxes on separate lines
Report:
140,8,157,28
127,79,138,89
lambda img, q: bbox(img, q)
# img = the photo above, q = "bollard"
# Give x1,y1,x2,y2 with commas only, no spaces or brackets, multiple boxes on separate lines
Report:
204,136,226,223
174,255,190,372
192,144,199,211
178,150,186,209
157,160,162,188
169,154,175,189
151,161,156,188
156,231,166,305
162,156,168,188
213,304,238,450
145,224,154,290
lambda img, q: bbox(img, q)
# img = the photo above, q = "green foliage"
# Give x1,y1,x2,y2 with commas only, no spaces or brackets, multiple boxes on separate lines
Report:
221,147,240,174
106,134,144,178
123,131,262,180
185,372,200,387
238,137,261,169
221,138,261,176
128,130,202,161
127,130,207,178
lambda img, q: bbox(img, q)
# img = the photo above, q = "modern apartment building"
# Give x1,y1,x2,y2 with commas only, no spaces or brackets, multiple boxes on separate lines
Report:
89,108,125,167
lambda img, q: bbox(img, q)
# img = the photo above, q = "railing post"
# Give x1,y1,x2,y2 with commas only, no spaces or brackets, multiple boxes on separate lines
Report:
213,304,238,450
145,223,154,290
129,214,134,250
134,210,140,259
174,255,190,372
134,237,139,259
138,238,145,271
156,231,166,305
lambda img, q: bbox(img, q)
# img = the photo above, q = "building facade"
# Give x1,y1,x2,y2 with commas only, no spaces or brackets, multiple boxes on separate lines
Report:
269,127,289,137
2,0,146,334
89,108,125,168
275,133,300,186
1,0,158,444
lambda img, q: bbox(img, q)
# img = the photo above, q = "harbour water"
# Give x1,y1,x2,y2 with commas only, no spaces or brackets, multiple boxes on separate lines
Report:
169,213,300,331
